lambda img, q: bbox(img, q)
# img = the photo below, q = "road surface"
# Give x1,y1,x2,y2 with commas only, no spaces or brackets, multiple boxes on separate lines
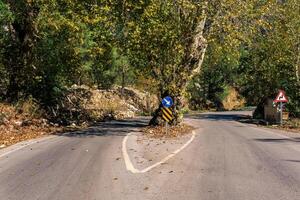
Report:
0,111,299,200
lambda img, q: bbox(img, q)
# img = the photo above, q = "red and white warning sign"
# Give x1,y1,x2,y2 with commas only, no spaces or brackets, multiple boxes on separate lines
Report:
273,90,288,103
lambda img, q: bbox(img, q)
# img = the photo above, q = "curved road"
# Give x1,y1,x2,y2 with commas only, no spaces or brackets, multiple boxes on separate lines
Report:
0,111,299,200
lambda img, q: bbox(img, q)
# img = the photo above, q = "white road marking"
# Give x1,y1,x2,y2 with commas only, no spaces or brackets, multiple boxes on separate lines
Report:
122,131,196,174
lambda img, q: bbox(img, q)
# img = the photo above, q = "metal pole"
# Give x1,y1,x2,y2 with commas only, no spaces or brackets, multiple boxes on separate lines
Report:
280,102,283,126
165,121,168,135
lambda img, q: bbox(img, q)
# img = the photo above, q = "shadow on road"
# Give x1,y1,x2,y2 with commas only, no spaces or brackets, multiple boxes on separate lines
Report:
58,118,149,138
284,160,300,163
186,112,251,122
254,138,300,143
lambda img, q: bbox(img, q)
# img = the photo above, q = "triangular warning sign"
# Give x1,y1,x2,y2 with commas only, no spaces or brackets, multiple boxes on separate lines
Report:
274,90,288,103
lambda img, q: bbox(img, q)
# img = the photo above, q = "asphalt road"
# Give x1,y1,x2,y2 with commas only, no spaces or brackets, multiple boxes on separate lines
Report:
0,111,299,200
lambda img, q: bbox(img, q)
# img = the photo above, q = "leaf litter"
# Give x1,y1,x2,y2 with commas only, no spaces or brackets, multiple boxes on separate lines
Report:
142,123,195,139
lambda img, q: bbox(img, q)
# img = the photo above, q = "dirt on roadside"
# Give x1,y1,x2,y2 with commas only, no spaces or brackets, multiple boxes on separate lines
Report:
267,118,300,133
0,86,159,149
142,123,195,139
239,116,300,133
0,102,65,149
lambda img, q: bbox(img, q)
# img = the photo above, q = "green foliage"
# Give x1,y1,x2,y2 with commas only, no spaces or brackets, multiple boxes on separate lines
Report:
0,0,299,118
0,0,119,104
188,0,300,116
0,1,11,98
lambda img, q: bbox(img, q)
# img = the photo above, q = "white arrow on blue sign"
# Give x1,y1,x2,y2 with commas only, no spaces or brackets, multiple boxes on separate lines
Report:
162,96,173,108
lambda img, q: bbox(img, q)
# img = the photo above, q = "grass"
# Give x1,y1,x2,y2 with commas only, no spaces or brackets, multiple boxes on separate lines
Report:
283,118,300,130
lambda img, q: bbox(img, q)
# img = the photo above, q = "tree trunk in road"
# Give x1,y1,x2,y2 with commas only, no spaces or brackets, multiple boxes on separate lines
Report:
149,17,207,126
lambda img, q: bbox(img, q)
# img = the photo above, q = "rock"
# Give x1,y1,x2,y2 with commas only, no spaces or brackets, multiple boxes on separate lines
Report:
45,85,159,126
1,117,9,125
41,118,48,125
144,187,149,190
14,121,23,126
259,120,269,126
81,121,87,126
22,120,32,126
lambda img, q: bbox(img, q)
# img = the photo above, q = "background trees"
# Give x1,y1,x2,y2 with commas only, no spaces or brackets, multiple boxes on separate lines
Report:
188,0,300,116
0,0,299,118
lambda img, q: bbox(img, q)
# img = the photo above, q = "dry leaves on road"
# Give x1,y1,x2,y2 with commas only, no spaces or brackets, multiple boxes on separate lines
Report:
142,123,194,139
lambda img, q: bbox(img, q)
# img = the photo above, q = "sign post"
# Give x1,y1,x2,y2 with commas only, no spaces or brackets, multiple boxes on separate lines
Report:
161,96,174,134
280,102,283,125
165,121,168,135
273,90,288,126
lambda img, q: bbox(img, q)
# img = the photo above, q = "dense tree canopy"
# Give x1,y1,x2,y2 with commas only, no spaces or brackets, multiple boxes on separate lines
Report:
0,0,299,119
188,0,300,116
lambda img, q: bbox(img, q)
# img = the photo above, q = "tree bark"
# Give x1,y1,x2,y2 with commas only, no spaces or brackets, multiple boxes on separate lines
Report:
149,15,208,126
5,0,39,101
296,44,300,83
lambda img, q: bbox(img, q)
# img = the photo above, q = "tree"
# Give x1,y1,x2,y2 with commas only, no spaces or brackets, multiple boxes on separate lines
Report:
1,0,118,104
188,0,300,117
123,0,207,124
134,0,271,124
1,0,39,101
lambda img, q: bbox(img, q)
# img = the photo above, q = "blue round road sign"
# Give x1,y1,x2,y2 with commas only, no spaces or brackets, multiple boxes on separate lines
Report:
162,96,173,108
